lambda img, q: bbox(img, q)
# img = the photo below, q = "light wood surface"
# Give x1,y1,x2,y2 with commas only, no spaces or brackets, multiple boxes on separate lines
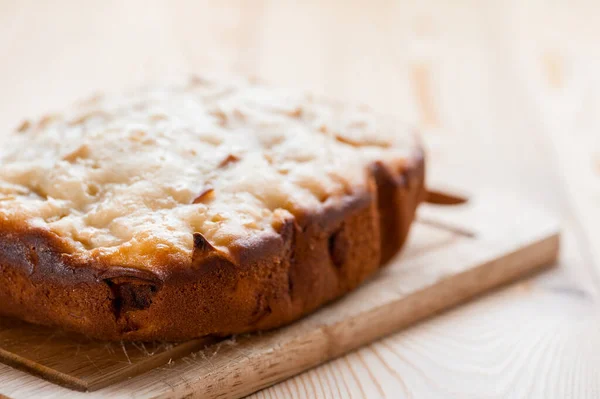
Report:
0,1,598,397
0,196,559,398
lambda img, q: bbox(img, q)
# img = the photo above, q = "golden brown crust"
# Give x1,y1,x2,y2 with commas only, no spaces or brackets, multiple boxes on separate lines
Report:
0,150,425,341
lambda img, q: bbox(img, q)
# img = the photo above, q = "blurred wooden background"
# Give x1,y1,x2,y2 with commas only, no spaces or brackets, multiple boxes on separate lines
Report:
0,1,599,397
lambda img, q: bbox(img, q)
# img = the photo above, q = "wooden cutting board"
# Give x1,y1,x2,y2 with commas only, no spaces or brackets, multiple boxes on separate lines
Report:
0,193,559,399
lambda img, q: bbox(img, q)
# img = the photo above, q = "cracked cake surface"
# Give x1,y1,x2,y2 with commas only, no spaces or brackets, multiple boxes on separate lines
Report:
0,76,426,341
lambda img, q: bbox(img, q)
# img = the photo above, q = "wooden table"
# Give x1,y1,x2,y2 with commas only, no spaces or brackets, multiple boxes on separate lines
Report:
1,1,599,397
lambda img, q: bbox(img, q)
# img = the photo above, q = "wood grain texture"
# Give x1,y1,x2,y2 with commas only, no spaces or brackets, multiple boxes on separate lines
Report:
0,0,597,397
0,197,559,398
0,320,213,392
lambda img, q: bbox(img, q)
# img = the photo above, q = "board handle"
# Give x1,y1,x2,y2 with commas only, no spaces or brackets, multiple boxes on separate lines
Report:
425,189,469,206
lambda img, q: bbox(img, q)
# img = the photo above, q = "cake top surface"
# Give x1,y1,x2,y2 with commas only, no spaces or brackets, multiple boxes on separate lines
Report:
0,76,417,269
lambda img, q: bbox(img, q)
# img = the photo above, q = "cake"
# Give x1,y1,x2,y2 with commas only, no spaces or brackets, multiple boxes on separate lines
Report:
0,76,426,341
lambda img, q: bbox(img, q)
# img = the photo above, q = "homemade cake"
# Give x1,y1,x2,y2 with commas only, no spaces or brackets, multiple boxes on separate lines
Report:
0,76,426,341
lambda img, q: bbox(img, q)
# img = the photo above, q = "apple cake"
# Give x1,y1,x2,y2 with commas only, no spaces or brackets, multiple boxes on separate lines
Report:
0,76,426,341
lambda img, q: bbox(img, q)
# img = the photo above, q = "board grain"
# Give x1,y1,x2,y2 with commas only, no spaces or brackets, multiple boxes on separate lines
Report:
0,194,560,399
